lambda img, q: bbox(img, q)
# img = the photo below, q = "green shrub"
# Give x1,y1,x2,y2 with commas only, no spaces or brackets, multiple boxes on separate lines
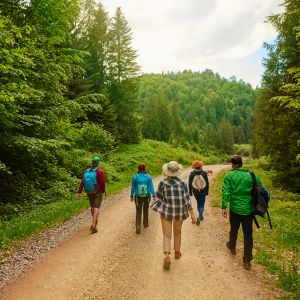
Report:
233,144,252,156
76,123,115,153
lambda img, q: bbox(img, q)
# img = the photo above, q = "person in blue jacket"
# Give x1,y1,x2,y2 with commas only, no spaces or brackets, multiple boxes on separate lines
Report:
130,163,156,234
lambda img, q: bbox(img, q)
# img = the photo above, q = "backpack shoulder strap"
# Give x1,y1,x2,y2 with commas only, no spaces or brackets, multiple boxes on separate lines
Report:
250,171,256,185
253,215,260,229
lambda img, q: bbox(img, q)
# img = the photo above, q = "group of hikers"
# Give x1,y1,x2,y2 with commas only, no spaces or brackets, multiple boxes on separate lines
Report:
77,155,269,271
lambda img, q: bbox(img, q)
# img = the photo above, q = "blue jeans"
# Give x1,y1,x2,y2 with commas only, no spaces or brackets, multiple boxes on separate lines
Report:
194,193,206,216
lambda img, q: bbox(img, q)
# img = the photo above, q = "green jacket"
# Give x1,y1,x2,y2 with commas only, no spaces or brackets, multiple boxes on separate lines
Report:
222,168,261,215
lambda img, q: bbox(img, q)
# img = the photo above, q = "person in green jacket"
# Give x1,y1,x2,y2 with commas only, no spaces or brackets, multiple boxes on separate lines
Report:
221,155,262,270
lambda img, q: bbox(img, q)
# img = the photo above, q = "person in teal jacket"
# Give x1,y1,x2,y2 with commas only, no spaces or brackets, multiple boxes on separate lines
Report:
221,155,263,270
130,163,156,234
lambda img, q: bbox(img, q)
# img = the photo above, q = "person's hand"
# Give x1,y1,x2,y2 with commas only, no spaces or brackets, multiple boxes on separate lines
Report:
190,210,196,224
130,196,134,202
222,208,227,218
76,193,82,200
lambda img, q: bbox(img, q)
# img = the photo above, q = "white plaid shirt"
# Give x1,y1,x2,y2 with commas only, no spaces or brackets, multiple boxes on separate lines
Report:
152,177,192,221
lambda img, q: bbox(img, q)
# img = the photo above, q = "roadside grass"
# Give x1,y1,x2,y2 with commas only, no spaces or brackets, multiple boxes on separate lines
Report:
210,166,300,300
0,139,224,260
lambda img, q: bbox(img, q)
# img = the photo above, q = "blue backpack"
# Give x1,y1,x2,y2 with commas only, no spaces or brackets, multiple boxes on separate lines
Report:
135,174,149,197
83,167,98,194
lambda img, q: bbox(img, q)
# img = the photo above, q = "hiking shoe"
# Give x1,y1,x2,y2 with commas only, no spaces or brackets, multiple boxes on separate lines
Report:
163,256,171,270
175,251,182,259
136,227,141,234
90,220,98,231
200,214,204,221
243,261,251,270
90,226,98,234
196,217,200,226
226,242,236,255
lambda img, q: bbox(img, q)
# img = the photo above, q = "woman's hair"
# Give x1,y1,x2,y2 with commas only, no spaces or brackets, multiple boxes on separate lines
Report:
138,163,146,173
192,160,203,169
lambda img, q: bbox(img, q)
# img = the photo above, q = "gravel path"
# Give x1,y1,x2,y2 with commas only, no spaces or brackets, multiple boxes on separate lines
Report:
0,188,131,291
0,165,280,300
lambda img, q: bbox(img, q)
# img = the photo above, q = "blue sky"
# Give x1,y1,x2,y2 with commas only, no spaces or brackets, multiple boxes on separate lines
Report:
101,0,282,87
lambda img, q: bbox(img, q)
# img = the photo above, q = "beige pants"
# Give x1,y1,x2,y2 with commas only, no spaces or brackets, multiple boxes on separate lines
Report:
161,217,183,254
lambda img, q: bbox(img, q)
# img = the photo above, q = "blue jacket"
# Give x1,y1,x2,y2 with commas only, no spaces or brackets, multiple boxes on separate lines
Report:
130,172,156,197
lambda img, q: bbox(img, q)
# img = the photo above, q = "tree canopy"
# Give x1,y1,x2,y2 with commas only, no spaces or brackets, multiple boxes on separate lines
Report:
138,70,256,153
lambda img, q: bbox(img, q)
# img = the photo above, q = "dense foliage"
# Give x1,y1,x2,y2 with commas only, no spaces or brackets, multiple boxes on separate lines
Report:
253,0,300,192
138,71,256,153
0,0,140,217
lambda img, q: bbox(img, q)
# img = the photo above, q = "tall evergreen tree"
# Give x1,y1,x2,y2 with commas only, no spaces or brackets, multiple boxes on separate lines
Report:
107,7,140,82
78,1,109,90
107,7,141,143
253,0,300,191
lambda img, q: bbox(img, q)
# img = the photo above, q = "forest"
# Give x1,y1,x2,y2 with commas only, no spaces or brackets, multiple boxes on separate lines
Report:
138,71,255,153
0,0,142,218
253,0,300,192
0,0,299,220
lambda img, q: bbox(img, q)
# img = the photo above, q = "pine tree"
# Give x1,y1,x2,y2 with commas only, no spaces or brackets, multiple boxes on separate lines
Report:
108,7,140,82
77,1,109,90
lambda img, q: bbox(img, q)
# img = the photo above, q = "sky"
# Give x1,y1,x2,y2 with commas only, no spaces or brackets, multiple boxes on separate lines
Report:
101,0,283,87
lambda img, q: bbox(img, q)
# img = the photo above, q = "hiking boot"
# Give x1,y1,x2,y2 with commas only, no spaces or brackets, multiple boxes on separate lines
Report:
196,217,200,226
163,256,171,270
200,214,204,221
175,251,182,259
243,261,251,270
90,226,98,234
90,220,98,232
226,242,236,255
136,227,141,234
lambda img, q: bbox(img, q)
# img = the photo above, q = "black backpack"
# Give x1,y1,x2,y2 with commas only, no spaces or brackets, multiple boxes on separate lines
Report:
250,172,272,229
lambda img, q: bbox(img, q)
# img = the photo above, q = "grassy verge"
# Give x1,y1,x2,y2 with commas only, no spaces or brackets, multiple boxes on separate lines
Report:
0,139,224,260
210,165,300,299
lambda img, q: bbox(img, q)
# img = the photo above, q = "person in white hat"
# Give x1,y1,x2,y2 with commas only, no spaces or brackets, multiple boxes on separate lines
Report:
152,161,195,270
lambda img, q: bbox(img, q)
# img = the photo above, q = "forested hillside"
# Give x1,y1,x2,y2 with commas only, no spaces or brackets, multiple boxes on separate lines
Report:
138,71,256,153
253,0,300,192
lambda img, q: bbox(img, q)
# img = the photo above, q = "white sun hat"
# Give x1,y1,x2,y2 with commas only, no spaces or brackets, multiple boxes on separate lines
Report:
162,161,184,177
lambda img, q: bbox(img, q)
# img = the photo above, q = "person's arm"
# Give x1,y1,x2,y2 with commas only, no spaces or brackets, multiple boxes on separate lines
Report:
204,172,209,195
188,173,193,196
97,169,105,193
221,174,231,217
184,182,193,211
156,181,164,200
148,176,156,198
184,182,195,223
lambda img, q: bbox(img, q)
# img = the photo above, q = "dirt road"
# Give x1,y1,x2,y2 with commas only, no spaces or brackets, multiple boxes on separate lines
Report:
0,165,277,300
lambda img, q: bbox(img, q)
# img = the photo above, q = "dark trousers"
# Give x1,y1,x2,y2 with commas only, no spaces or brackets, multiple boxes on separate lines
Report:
228,210,253,262
135,196,150,229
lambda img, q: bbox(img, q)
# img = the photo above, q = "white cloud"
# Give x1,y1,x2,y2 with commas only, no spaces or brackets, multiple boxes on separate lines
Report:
101,0,283,86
